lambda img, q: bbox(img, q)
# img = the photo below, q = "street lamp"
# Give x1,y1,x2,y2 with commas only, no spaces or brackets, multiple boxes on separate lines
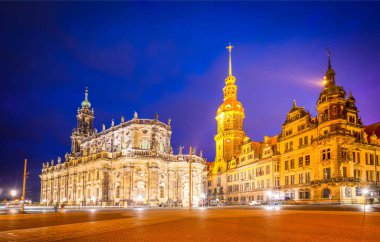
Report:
10,190,17,200
201,193,206,207
363,188,369,214
266,190,272,205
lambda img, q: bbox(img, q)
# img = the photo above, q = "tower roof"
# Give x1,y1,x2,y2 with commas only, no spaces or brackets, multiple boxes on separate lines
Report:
81,86,91,109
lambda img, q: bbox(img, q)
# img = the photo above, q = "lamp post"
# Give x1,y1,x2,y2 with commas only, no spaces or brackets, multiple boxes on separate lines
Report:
10,190,17,201
266,190,272,206
363,188,369,215
201,193,206,207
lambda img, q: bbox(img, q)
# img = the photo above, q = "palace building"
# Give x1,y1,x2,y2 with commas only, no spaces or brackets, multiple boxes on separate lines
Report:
207,46,380,204
40,89,206,207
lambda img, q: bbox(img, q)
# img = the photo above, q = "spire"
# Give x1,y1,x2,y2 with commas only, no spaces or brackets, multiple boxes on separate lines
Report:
81,86,91,109
327,48,331,70
293,99,297,108
224,44,236,86
226,43,234,76
324,48,336,87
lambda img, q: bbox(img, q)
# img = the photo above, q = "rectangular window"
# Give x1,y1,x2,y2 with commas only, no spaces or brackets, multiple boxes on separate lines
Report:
305,189,310,199
357,153,361,163
285,160,289,170
285,176,289,186
299,138,303,148
376,155,379,166
290,141,293,150
322,149,331,161
304,136,308,145
275,162,280,172
342,167,347,178
365,153,369,165
305,172,311,183
290,159,295,169
370,154,374,165
285,143,289,151
266,165,270,175
299,173,304,184
298,157,303,167
323,168,331,180
305,155,310,166
266,179,270,188
274,177,280,187
352,152,356,163
355,187,362,196
291,175,295,185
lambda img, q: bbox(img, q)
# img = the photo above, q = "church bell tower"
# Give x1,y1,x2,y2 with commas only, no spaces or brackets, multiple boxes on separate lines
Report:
71,87,95,154
212,45,246,174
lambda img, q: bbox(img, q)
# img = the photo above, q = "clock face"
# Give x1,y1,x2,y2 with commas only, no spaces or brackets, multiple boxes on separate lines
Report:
226,139,231,143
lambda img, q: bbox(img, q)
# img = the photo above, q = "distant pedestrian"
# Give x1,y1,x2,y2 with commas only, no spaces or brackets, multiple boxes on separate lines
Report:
54,203,59,212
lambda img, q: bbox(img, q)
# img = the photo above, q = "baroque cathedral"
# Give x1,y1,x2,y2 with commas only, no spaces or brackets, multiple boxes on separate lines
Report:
207,46,380,204
40,88,206,207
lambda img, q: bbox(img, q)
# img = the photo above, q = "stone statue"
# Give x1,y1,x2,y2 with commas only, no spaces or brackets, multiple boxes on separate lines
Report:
121,116,125,123
51,159,54,166
65,153,69,161
134,111,138,119
199,150,203,158
46,161,49,168
102,124,106,131
57,157,61,164
179,146,184,155
111,119,114,127
192,147,197,155
168,118,171,126
155,113,159,120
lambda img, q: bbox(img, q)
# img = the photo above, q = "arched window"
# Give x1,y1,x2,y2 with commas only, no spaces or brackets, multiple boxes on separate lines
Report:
322,188,331,198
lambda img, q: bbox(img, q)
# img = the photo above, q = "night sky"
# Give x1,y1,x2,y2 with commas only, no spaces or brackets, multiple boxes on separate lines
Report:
1,2,380,201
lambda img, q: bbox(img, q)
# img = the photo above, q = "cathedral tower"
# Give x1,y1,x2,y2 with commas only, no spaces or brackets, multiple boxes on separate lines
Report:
71,87,95,154
212,45,246,174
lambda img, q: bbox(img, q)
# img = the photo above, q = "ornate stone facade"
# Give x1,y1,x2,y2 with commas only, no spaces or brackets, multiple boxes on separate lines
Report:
208,47,380,205
40,89,206,207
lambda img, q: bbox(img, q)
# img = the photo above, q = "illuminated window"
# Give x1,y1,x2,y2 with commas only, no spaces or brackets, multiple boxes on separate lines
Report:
140,138,150,150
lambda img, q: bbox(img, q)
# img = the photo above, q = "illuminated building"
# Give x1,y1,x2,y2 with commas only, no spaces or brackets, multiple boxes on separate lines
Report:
208,47,380,204
40,88,206,207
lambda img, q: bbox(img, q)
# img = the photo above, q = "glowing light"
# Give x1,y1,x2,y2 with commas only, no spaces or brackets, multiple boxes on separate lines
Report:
266,190,272,197
363,188,369,195
91,196,96,202
137,195,143,201
322,76,327,86
10,190,17,197
201,193,206,199
90,208,96,213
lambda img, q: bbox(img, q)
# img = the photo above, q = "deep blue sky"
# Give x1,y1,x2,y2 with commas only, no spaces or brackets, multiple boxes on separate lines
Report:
1,2,380,201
